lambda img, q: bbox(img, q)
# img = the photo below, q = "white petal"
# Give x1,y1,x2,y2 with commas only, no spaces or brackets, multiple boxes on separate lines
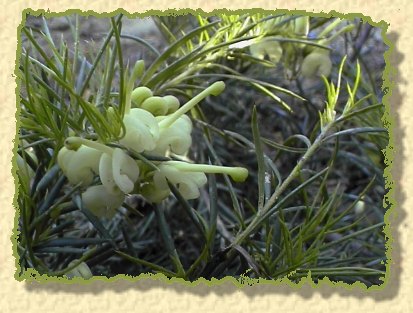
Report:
99,153,119,194
81,185,125,218
151,115,192,155
140,183,170,203
120,109,159,152
152,164,206,200
177,180,201,199
189,172,208,187
112,148,139,194
57,146,74,173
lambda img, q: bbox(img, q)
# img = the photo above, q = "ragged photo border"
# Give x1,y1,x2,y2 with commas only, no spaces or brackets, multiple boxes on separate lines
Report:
1,1,408,312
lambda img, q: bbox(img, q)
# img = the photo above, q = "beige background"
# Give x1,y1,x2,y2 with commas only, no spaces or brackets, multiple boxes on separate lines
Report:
0,0,409,312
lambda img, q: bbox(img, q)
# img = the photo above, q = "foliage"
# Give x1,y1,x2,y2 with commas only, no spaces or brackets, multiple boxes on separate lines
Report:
15,13,388,286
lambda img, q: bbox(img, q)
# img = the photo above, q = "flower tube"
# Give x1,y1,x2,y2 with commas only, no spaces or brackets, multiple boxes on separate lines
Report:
150,114,193,156
142,163,207,202
63,137,140,194
163,95,180,114
119,108,160,153
81,184,125,218
57,145,102,187
301,48,332,78
249,38,283,63
99,148,140,194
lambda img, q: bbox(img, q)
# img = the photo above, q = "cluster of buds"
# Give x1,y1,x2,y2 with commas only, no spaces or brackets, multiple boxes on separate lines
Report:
57,77,248,218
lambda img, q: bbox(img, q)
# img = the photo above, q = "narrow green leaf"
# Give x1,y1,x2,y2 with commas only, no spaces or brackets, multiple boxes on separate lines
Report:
251,106,265,211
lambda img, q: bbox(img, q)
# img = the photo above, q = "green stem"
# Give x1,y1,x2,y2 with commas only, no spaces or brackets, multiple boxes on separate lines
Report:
230,122,335,247
125,60,145,114
317,18,343,39
320,24,355,46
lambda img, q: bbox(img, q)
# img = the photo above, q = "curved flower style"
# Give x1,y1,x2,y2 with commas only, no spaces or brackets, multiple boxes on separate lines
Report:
164,161,249,182
147,81,225,156
249,38,283,63
150,114,193,156
81,184,125,218
57,145,102,187
141,160,249,203
301,49,332,78
157,81,225,130
120,108,160,153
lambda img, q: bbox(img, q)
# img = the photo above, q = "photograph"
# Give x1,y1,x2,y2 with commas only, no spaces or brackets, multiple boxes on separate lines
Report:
15,11,390,286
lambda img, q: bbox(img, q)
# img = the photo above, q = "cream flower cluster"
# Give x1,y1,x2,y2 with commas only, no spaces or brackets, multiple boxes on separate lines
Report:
248,16,310,66
57,80,248,218
247,17,353,79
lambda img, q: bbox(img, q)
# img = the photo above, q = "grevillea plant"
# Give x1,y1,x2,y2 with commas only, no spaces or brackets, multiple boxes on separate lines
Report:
16,13,388,285
57,66,248,218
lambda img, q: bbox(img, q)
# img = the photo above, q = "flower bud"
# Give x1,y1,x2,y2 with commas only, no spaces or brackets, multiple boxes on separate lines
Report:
66,260,93,279
163,95,180,114
131,86,153,107
140,96,169,116
354,199,365,215
249,39,283,64
301,49,332,78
